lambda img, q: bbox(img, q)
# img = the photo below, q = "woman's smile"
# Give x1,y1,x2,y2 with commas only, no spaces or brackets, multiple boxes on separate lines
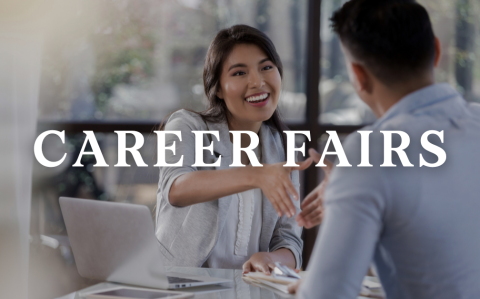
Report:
245,92,270,107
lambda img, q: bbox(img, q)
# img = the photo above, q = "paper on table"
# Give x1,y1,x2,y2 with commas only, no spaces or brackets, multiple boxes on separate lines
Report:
243,272,385,298
244,272,298,285
360,277,385,298
243,272,305,294
243,275,290,294
362,278,381,290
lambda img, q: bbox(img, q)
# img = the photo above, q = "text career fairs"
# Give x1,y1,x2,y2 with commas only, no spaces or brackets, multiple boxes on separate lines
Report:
34,130,446,168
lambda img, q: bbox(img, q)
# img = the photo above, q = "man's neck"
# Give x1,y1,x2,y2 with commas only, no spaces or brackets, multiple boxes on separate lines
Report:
373,76,434,117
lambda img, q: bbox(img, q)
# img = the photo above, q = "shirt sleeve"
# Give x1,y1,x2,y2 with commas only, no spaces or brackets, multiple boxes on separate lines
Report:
157,110,200,212
155,110,209,261
269,168,304,269
298,133,388,299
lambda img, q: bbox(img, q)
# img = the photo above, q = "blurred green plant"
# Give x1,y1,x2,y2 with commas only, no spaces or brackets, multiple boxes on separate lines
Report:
90,0,156,117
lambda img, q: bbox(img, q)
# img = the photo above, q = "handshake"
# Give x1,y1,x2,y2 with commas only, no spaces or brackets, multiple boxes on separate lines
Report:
295,148,333,229
295,149,333,229
254,148,333,229
242,148,332,278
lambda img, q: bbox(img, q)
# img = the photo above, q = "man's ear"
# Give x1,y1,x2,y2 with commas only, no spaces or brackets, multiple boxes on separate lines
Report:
216,88,224,100
434,36,441,67
350,62,372,93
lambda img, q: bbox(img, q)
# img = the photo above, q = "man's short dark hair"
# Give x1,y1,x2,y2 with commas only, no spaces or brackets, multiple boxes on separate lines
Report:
331,0,435,85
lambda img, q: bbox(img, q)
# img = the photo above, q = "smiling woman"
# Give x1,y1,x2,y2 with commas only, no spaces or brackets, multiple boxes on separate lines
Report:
155,25,315,274
217,44,281,128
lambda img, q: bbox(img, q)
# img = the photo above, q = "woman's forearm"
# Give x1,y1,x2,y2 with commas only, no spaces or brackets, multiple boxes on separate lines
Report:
270,248,297,269
168,167,259,206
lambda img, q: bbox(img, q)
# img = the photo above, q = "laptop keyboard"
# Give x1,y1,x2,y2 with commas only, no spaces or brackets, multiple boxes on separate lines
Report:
167,276,202,284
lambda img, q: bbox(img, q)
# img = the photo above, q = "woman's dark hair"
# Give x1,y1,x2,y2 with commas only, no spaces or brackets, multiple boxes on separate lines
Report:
160,24,289,152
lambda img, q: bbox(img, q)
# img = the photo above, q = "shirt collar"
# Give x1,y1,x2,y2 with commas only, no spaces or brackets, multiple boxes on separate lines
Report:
373,83,460,129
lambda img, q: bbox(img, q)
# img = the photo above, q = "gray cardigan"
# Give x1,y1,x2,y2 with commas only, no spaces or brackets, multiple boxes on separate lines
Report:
155,109,303,268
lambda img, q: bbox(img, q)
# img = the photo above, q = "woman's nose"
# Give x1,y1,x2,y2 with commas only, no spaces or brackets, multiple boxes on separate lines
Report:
248,70,264,88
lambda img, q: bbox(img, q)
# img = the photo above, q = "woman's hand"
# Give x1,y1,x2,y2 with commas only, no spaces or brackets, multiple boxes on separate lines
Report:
242,248,297,275
242,252,275,275
296,149,333,228
254,158,312,218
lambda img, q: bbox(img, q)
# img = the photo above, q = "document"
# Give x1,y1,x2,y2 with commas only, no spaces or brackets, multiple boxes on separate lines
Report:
243,272,385,298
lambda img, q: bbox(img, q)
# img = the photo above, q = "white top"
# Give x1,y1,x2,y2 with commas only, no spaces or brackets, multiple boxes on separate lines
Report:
156,109,303,268
207,188,263,269
207,147,264,269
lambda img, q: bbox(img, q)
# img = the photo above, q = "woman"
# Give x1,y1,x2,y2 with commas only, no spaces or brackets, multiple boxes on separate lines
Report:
155,25,313,273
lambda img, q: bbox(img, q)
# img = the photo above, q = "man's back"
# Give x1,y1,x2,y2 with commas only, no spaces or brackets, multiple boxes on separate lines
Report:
373,83,480,298
299,83,480,299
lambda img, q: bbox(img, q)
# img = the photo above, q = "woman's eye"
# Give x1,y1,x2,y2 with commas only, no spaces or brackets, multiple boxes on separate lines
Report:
262,65,273,71
233,71,246,76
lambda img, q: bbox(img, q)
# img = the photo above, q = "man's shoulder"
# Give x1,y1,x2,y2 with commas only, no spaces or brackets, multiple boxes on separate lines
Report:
342,125,380,152
375,113,421,133
467,102,480,119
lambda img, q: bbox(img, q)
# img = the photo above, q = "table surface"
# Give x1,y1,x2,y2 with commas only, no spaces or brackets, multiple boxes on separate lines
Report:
55,266,373,299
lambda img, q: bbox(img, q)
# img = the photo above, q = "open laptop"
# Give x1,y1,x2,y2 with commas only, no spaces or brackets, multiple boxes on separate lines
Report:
59,197,231,289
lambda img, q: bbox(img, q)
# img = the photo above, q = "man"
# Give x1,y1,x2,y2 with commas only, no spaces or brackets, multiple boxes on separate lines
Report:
293,0,480,298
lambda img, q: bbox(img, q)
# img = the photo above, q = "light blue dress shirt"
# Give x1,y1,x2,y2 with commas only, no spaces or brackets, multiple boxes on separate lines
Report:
299,83,480,299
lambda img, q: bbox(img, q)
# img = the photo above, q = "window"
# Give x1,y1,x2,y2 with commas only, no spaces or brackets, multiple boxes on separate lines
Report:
32,1,309,297
38,0,308,122
318,0,480,125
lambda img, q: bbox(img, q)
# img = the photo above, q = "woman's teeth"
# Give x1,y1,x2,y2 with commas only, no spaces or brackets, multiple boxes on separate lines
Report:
246,93,269,103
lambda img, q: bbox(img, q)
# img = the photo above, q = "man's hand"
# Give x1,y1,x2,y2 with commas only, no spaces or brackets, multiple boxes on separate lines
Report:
242,252,276,275
296,148,333,228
